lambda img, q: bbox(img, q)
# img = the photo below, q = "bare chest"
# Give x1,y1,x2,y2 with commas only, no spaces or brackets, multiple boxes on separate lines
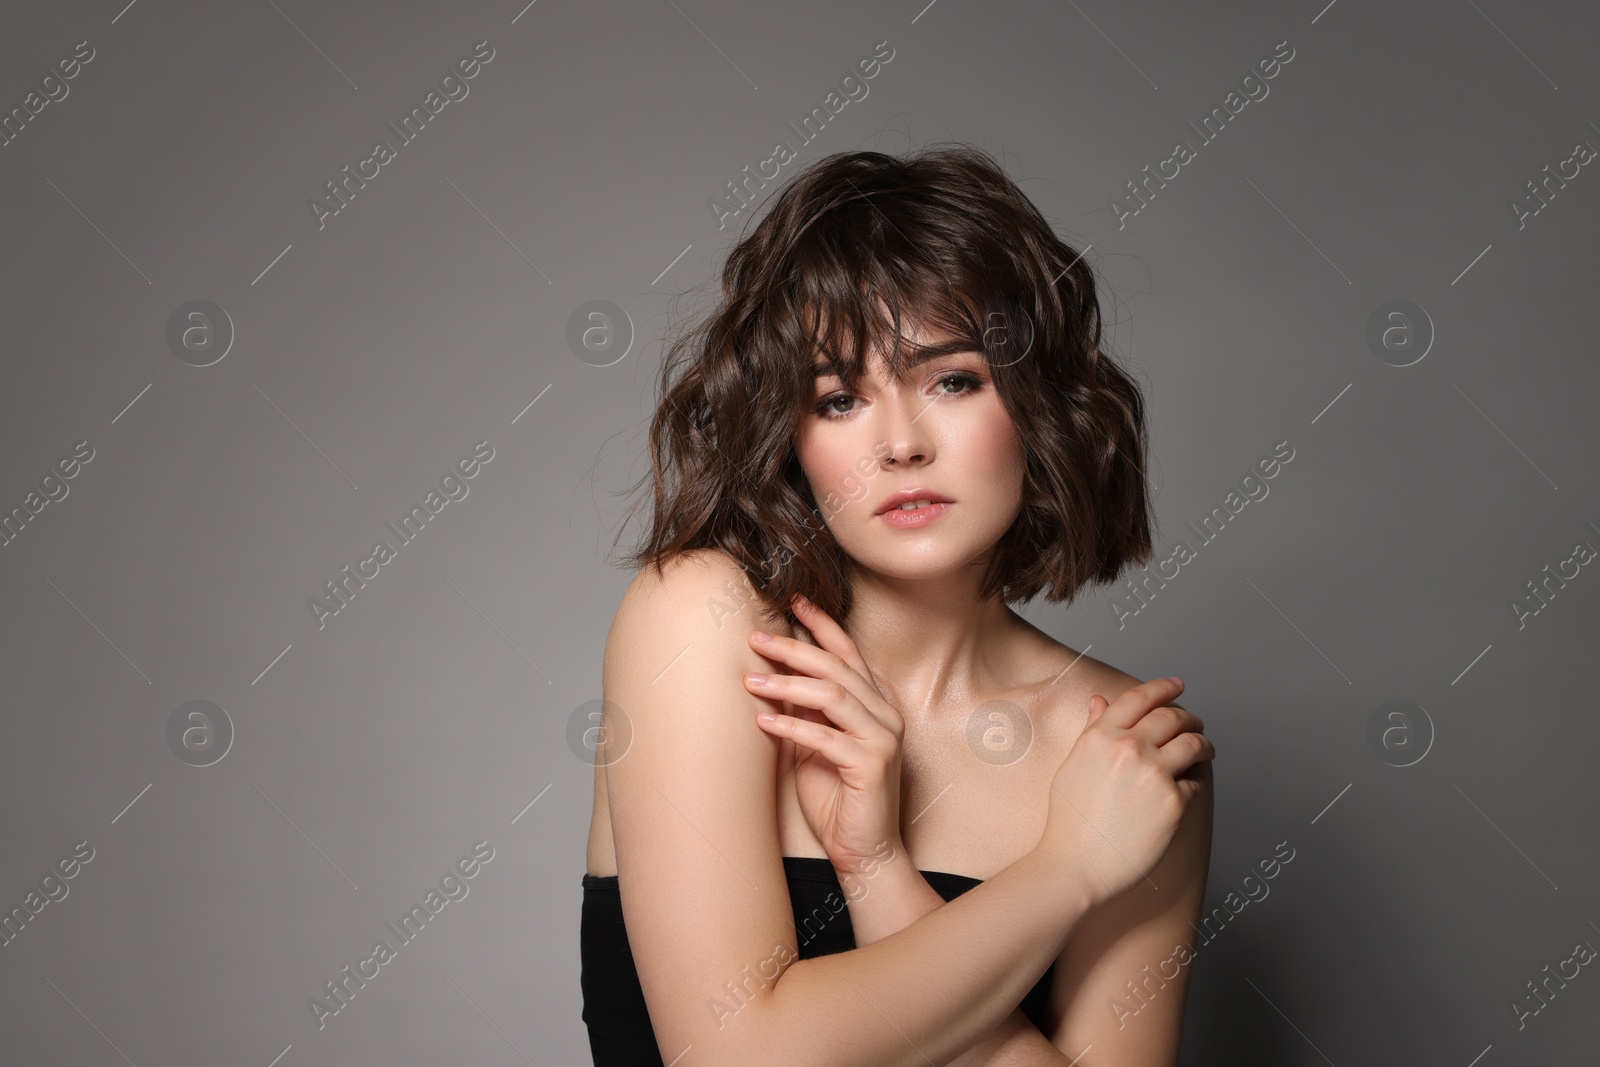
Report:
771,687,1082,882
585,624,1101,883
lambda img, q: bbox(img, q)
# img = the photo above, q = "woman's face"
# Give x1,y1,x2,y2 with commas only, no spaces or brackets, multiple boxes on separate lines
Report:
793,319,1028,581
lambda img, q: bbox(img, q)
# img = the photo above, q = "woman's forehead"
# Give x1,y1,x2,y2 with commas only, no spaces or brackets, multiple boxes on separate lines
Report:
811,334,979,380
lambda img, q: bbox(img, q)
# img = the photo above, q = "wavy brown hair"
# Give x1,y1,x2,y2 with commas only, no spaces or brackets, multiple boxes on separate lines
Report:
613,142,1155,630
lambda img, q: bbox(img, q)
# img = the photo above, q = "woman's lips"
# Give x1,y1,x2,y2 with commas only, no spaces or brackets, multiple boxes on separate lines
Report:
878,501,953,529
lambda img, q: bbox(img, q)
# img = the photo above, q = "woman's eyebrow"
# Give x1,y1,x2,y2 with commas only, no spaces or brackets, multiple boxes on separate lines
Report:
810,340,979,378
907,339,981,362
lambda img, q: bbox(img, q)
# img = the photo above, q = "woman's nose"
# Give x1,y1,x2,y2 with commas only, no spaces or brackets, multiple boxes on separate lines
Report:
875,393,931,466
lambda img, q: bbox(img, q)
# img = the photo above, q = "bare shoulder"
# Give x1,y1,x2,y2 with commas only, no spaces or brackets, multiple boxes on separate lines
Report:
1024,641,1206,777
1047,648,1215,797
596,547,809,1059
1025,642,1146,736
609,548,791,652
602,546,800,746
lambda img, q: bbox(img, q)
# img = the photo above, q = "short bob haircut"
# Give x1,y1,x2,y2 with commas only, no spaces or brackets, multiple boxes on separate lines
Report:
615,142,1155,630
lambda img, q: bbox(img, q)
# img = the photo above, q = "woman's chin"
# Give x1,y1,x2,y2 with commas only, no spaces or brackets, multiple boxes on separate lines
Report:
846,547,985,582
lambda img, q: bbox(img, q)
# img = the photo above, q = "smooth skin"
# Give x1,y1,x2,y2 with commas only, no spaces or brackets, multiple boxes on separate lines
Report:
747,595,1209,905
746,595,1213,1065
596,554,1212,1067
593,320,1214,1066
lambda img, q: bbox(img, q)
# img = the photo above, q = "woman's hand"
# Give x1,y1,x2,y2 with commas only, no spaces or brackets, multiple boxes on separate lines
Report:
1038,676,1214,910
744,595,907,876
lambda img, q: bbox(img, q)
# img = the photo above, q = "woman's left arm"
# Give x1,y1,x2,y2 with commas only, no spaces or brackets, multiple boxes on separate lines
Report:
748,599,1211,1064
845,854,1073,1066
1043,757,1214,1065
845,758,1213,1066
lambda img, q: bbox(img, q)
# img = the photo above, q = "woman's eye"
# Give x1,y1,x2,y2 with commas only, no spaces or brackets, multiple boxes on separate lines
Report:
814,393,856,418
813,373,982,420
937,372,983,397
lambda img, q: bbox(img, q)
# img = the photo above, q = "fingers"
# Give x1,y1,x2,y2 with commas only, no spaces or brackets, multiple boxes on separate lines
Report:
754,708,878,773
1131,704,1206,748
1173,774,1204,807
1173,761,1213,805
790,595,871,677
744,671,885,740
1095,676,1186,731
748,624,900,735
1153,728,1216,779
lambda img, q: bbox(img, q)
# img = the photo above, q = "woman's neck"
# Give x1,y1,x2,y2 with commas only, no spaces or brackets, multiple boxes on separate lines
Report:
841,565,1029,717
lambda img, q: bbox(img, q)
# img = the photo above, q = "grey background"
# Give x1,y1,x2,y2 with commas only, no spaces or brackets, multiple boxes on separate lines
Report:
1,0,1596,1064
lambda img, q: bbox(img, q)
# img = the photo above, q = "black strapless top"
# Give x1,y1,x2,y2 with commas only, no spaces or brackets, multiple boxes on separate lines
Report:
580,855,1056,1065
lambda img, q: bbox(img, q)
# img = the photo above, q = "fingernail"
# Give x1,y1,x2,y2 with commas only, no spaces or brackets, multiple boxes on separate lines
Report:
758,712,777,723
793,594,810,610
751,630,771,644
746,673,768,686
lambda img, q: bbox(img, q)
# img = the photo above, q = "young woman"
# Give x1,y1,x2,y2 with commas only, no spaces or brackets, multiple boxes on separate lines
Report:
582,143,1215,1066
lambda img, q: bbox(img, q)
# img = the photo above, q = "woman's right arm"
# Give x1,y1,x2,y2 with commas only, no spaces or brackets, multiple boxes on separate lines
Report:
600,551,1101,1067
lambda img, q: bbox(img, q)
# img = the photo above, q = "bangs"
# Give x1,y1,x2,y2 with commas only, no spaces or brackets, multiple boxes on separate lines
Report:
618,143,1156,625
799,261,988,390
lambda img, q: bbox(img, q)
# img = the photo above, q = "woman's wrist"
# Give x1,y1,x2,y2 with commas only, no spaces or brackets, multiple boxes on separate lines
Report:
833,839,947,946
1025,842,1106,920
